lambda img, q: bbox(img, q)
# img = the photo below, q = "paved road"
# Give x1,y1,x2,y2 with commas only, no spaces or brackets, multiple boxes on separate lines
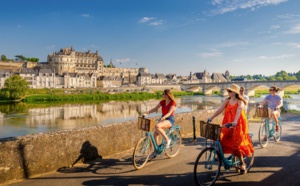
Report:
5,114,300,186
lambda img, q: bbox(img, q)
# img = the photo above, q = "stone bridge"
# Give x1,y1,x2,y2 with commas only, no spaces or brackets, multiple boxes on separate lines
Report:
181,80,300,97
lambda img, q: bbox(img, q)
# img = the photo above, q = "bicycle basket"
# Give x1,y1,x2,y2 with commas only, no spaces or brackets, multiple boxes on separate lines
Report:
200,121,222,140
137,117,154,131
256,108,271,118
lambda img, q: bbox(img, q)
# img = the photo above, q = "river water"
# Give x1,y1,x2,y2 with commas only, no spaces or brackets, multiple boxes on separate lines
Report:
0,95,299,139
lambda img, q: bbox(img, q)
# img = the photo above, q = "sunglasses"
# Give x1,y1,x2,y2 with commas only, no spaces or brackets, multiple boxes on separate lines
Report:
269,89,275,91
227,90,232,93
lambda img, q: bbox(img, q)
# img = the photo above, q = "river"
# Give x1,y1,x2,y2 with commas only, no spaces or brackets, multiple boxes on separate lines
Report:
0,95,299,139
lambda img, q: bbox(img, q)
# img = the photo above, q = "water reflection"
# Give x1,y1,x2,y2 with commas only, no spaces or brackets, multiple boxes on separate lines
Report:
0,95,298,138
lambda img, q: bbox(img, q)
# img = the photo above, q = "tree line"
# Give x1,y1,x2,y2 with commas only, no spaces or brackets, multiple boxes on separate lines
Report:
1,54,39,62
230,70,300,81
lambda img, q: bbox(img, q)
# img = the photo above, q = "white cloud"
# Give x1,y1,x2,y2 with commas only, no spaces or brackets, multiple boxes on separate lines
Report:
115,58,131,63
258,54,295,59
81,14,90,18
138,17,156,23
286,42,300,48
286,24,300,34
216,41,248,48
197,51,223,58
138,17,164,26
149,20,163,26
210,0,288,15
271,25,280,30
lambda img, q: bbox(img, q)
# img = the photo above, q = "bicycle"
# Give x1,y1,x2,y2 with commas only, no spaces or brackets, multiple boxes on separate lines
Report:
132,116,182,170
194,121,254,186
256,108,282,148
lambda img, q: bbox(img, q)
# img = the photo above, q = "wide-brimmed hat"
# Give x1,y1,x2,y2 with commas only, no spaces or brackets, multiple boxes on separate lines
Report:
226,84,240,95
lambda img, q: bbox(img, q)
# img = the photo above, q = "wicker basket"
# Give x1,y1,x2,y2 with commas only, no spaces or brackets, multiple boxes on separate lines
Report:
137,116,154,131
256,108,271,118
200,121,222,140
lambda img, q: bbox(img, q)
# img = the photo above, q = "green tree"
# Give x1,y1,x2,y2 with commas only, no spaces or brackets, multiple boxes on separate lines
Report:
15,55,27,61
4,75,29,100
1,54,7,61
296,70,300,80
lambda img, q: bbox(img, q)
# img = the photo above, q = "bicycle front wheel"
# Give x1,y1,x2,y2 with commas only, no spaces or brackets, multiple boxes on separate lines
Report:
194,147,221,186
273,122,282,142
258,122,268,148
132,137,152,170
165,129,182,158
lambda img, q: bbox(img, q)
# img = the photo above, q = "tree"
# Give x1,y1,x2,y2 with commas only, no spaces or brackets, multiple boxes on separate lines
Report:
1,54,7,61
296,70,300,80
4,75,29,100
15,55,27,61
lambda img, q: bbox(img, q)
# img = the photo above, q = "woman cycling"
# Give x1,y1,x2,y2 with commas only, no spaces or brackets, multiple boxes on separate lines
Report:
143,89,177,160
207,84,254,174
258,86,283,132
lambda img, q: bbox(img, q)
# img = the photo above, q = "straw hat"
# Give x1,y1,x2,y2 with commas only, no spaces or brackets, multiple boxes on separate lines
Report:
226,84,246,104
226,84,240,95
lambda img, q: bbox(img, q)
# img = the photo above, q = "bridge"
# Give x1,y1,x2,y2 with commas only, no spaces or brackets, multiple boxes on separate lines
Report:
181,80,300,97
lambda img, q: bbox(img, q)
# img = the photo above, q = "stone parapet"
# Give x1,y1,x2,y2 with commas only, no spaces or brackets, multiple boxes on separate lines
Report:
0,110,222,184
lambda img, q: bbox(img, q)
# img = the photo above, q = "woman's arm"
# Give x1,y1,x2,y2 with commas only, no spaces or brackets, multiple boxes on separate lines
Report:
161,105,176,120
144,103,161,115
258,99,267,108
208,99,228,121
276,97,283,109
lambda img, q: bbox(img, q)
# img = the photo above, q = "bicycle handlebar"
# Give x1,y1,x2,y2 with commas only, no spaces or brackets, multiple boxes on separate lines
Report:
223,123,233,128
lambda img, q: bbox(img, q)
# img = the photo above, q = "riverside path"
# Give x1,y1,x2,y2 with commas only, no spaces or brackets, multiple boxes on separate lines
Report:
5,114,300,186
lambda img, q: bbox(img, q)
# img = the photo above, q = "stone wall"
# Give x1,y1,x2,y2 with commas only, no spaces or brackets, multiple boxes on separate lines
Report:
0,110,222,184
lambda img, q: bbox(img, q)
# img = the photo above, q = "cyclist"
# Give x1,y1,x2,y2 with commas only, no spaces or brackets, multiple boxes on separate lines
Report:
258,86,283,132
207,84,254,174
143,89,177,160
240,86,249,114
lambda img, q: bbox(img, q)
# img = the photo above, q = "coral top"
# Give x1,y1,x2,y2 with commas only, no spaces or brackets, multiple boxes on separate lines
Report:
220,100,254,157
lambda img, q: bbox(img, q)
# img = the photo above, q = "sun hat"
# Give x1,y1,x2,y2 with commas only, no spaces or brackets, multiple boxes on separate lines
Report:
226,84,246,104
226,84,240,95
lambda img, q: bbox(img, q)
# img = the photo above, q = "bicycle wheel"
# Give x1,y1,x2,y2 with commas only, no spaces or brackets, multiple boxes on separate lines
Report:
194,147,221,186
165,129,182,158
132,137,152,170
258,122,268,148
273,122,282,142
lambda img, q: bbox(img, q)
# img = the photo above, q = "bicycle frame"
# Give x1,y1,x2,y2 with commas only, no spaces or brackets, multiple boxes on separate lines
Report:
208,140,240,170
264,117,281,138
145,125,180,155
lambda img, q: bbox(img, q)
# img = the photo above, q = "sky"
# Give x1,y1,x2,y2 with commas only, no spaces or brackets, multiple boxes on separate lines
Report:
0,0,300,76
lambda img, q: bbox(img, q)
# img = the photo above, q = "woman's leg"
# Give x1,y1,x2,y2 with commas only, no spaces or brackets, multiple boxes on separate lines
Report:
155,120,172,141
272,110,280,130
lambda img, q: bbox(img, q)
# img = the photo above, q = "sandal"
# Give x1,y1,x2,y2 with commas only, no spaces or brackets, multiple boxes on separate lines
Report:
275,125,280,132
239,163,247,174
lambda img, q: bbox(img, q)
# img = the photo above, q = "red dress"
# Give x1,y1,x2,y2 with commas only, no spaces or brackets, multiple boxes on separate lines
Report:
220,101,254,157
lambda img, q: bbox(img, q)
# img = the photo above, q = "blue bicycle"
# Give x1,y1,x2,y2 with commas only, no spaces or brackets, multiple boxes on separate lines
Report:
257,108,282,148
194,121,254,186
132,116,181,170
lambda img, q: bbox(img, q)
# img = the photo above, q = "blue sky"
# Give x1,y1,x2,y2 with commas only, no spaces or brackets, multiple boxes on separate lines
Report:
0,0,299,76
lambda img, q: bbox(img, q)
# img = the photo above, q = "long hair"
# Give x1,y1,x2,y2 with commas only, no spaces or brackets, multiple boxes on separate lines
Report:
164,89,176,105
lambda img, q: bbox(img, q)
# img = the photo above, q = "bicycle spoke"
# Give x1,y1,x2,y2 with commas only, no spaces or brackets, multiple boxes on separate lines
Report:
194,147,221,186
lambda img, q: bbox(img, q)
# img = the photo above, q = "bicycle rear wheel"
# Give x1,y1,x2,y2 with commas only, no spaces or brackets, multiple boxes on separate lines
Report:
258,122,268,148
132,137,152,170
165,129,182,158
194,147,221,186
273,122,282,142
